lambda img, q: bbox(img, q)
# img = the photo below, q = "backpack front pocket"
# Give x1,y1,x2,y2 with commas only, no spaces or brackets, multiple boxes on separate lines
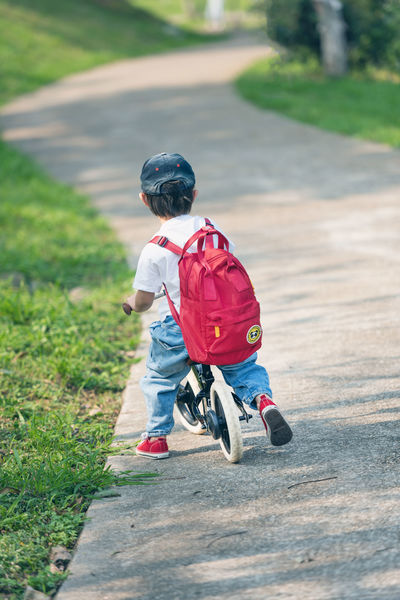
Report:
205,300,262,362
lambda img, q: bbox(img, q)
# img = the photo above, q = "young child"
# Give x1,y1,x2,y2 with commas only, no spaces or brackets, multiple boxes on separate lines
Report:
126,152,292,459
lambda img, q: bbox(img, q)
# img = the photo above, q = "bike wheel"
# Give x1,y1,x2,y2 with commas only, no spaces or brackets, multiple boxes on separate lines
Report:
176,370,206,435
210,381,243,463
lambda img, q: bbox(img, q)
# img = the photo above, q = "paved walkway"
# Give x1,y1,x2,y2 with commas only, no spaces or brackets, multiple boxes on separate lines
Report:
2,35,400,600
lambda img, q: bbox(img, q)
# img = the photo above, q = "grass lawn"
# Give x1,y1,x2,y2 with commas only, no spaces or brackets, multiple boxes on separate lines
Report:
235,56,400,148
0,0,213,106
0,140,156,599
0,0,215,597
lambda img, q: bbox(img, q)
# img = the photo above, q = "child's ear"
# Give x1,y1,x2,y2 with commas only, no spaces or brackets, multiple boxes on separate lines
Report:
140,192,149,207
192,189,198,202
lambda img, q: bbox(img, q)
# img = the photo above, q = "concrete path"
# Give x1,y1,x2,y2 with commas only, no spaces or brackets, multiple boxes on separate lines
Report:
2,35,400,600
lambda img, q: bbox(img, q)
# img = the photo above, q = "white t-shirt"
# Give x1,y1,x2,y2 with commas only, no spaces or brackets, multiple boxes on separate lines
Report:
133,214,235,321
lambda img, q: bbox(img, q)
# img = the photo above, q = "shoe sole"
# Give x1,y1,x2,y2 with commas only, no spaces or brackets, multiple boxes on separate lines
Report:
135,450,170,459
262,408,293,446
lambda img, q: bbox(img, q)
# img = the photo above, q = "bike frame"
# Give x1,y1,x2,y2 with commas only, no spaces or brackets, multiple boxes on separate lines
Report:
185,363,253,432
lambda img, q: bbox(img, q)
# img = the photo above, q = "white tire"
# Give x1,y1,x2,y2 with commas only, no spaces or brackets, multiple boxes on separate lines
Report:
176,369,206,434
210,381,243,463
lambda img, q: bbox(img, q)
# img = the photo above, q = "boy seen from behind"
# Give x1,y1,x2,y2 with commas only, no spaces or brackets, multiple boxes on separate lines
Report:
126,152,292,459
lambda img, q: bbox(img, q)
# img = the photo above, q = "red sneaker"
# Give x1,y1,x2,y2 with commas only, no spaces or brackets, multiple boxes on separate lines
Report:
259,395,293,446
136,434,169,459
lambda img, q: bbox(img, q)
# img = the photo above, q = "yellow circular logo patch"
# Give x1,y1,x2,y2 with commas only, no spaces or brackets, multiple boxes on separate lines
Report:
247,325,262,344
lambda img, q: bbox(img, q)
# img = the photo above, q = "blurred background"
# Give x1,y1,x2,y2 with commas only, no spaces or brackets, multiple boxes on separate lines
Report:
1,1,399,142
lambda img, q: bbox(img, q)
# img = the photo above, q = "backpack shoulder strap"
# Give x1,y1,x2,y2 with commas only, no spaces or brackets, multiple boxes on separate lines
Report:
148,236,182,324
149,236,182,256
204,218,213,248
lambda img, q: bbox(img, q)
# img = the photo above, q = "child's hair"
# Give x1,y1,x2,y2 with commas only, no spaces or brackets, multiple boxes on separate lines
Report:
145,180,194,218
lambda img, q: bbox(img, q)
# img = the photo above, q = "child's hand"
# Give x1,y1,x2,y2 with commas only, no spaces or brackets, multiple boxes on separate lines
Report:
123,291,155,314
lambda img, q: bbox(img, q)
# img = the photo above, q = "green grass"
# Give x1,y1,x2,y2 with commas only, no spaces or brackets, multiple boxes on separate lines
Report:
0,1,221,596
235,55,400,148
0,0,212,106
0,140,153,599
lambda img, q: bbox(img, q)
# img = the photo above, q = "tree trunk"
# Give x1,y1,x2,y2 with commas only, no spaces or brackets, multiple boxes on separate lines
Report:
313,0,347,77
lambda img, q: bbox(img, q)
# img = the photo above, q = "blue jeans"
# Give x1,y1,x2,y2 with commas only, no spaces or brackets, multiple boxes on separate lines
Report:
140,316,272,437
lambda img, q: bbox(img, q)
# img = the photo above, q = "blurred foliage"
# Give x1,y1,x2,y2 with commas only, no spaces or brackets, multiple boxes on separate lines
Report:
343,0,400,70
266,0,320,53
266,0,400,72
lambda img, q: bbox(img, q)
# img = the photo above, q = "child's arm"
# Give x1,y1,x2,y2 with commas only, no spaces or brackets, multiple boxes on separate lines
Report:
125,290,155,313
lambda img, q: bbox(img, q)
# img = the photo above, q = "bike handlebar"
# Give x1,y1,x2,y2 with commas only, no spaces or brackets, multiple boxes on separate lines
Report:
122,303,133,315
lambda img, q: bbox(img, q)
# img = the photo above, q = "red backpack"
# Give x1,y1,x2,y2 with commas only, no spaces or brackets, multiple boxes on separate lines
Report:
150,219,262,365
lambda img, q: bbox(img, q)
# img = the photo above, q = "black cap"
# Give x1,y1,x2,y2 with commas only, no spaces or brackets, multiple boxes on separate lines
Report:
140,152,195,195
